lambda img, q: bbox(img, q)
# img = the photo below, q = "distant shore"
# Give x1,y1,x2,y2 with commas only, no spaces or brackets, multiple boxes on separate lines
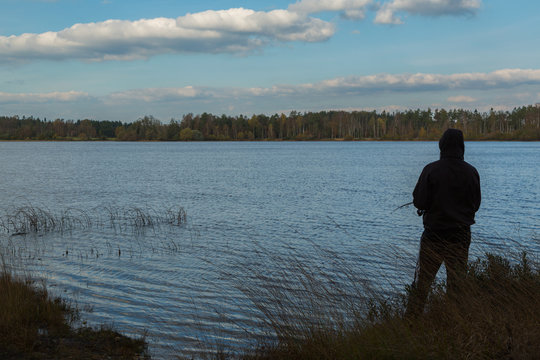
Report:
1,136,539,142
2,106,540,142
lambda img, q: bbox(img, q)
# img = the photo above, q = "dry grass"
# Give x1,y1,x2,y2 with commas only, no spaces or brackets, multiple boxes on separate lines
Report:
0,260,148,359
234,249,540,360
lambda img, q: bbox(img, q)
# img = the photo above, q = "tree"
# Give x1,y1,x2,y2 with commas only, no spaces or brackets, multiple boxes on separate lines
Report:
179,128,193,141
192,130,204,141
78,120,96,139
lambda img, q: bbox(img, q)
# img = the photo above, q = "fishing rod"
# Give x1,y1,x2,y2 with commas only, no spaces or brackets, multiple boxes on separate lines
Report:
392,201,413,212
393,201,425,216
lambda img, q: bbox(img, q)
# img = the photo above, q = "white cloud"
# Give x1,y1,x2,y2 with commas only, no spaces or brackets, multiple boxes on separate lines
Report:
374,3,404,24
4,68,538,113
0,2,487,64
289,0,373,19
3,69,539,120
0,91,89,103
305,68,540,93
447,95,476,102
179,8,334,42
0,8,334,62
108,87,201,103
375,0,482,24
101,69,540,102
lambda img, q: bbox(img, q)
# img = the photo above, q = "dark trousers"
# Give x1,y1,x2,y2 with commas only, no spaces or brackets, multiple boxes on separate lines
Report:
405,227,471,317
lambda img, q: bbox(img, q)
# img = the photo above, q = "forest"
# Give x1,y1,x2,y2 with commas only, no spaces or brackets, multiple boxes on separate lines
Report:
1,105,539,141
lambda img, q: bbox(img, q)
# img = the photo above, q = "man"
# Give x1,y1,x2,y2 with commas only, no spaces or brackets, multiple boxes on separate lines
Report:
406,128,481,317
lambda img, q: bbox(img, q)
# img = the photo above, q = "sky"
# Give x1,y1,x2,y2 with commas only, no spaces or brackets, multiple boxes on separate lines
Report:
1,0,540,122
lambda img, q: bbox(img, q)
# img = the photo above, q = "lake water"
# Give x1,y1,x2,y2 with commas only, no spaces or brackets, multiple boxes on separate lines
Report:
0,141,538,357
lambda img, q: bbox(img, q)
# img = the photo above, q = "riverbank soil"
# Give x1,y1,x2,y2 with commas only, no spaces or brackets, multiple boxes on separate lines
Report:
0,271,148,359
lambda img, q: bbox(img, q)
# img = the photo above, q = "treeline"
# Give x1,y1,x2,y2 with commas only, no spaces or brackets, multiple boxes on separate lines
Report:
1,105,539,141
0,117,122,140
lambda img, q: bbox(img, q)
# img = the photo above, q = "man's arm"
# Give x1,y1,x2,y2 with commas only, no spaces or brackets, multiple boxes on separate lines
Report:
413,167,431,211
473,169,481,212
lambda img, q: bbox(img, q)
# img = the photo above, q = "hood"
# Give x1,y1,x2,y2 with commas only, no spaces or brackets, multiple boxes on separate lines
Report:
439,128,464,160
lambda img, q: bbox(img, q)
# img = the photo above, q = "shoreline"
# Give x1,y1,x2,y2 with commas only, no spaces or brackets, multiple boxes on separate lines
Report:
2,250,538,359
1,137,539,142
0,271,148,359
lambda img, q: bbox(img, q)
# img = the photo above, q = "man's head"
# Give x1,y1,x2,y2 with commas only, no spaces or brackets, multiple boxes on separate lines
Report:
439,128,464,160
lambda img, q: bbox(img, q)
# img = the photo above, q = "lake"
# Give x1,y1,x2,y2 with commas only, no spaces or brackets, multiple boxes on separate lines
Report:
0,141,538,357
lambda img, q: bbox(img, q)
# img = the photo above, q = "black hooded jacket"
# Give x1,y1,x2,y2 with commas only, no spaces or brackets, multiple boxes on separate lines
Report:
413,129,481,231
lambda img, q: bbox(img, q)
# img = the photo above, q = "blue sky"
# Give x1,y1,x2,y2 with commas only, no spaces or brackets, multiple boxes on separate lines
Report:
1,0,540,122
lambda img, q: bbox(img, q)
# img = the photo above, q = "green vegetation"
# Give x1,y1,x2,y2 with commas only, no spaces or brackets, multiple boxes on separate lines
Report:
2,105,540,141
238,252,540,360
0,267,147,359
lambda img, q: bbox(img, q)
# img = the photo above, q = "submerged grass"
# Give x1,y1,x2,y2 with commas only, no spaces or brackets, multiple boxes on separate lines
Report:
0,260,148,359
236,250,540,360
0,204,187,235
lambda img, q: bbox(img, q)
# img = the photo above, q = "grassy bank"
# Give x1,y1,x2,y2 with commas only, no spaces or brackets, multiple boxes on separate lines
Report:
239,252,540,360
0,268,148,359
2,241,538,359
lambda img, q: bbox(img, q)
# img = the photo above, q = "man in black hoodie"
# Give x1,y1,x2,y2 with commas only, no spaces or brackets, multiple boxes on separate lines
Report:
406,128,481,317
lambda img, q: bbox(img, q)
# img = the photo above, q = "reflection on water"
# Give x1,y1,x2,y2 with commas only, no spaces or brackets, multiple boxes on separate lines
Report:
0,141,538,357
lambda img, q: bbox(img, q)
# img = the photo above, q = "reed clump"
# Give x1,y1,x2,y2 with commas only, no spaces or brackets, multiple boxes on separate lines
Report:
166,206,188,226
0,266,148,359
0,204,187,235
240,251,540,360
1,206,58,234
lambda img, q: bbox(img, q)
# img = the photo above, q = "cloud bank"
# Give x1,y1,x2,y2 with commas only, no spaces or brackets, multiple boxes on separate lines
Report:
3,69,538,105
289,0,373,20
0,1,486,63
375,0,482,24
447,95,476,103
0,91,89,104
107,87,202,103
0,8,334,62
305,68,539,93
3,69,538,120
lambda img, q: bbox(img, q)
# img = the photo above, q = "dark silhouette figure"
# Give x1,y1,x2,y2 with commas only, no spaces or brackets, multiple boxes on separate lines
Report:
406,128,481,317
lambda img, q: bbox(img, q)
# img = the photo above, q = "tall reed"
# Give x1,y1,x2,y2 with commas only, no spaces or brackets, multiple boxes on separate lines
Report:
0,204,187,235
236,248,539,360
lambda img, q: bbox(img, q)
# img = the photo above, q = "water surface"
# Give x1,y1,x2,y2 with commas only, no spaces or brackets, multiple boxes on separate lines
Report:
0,141,538,357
